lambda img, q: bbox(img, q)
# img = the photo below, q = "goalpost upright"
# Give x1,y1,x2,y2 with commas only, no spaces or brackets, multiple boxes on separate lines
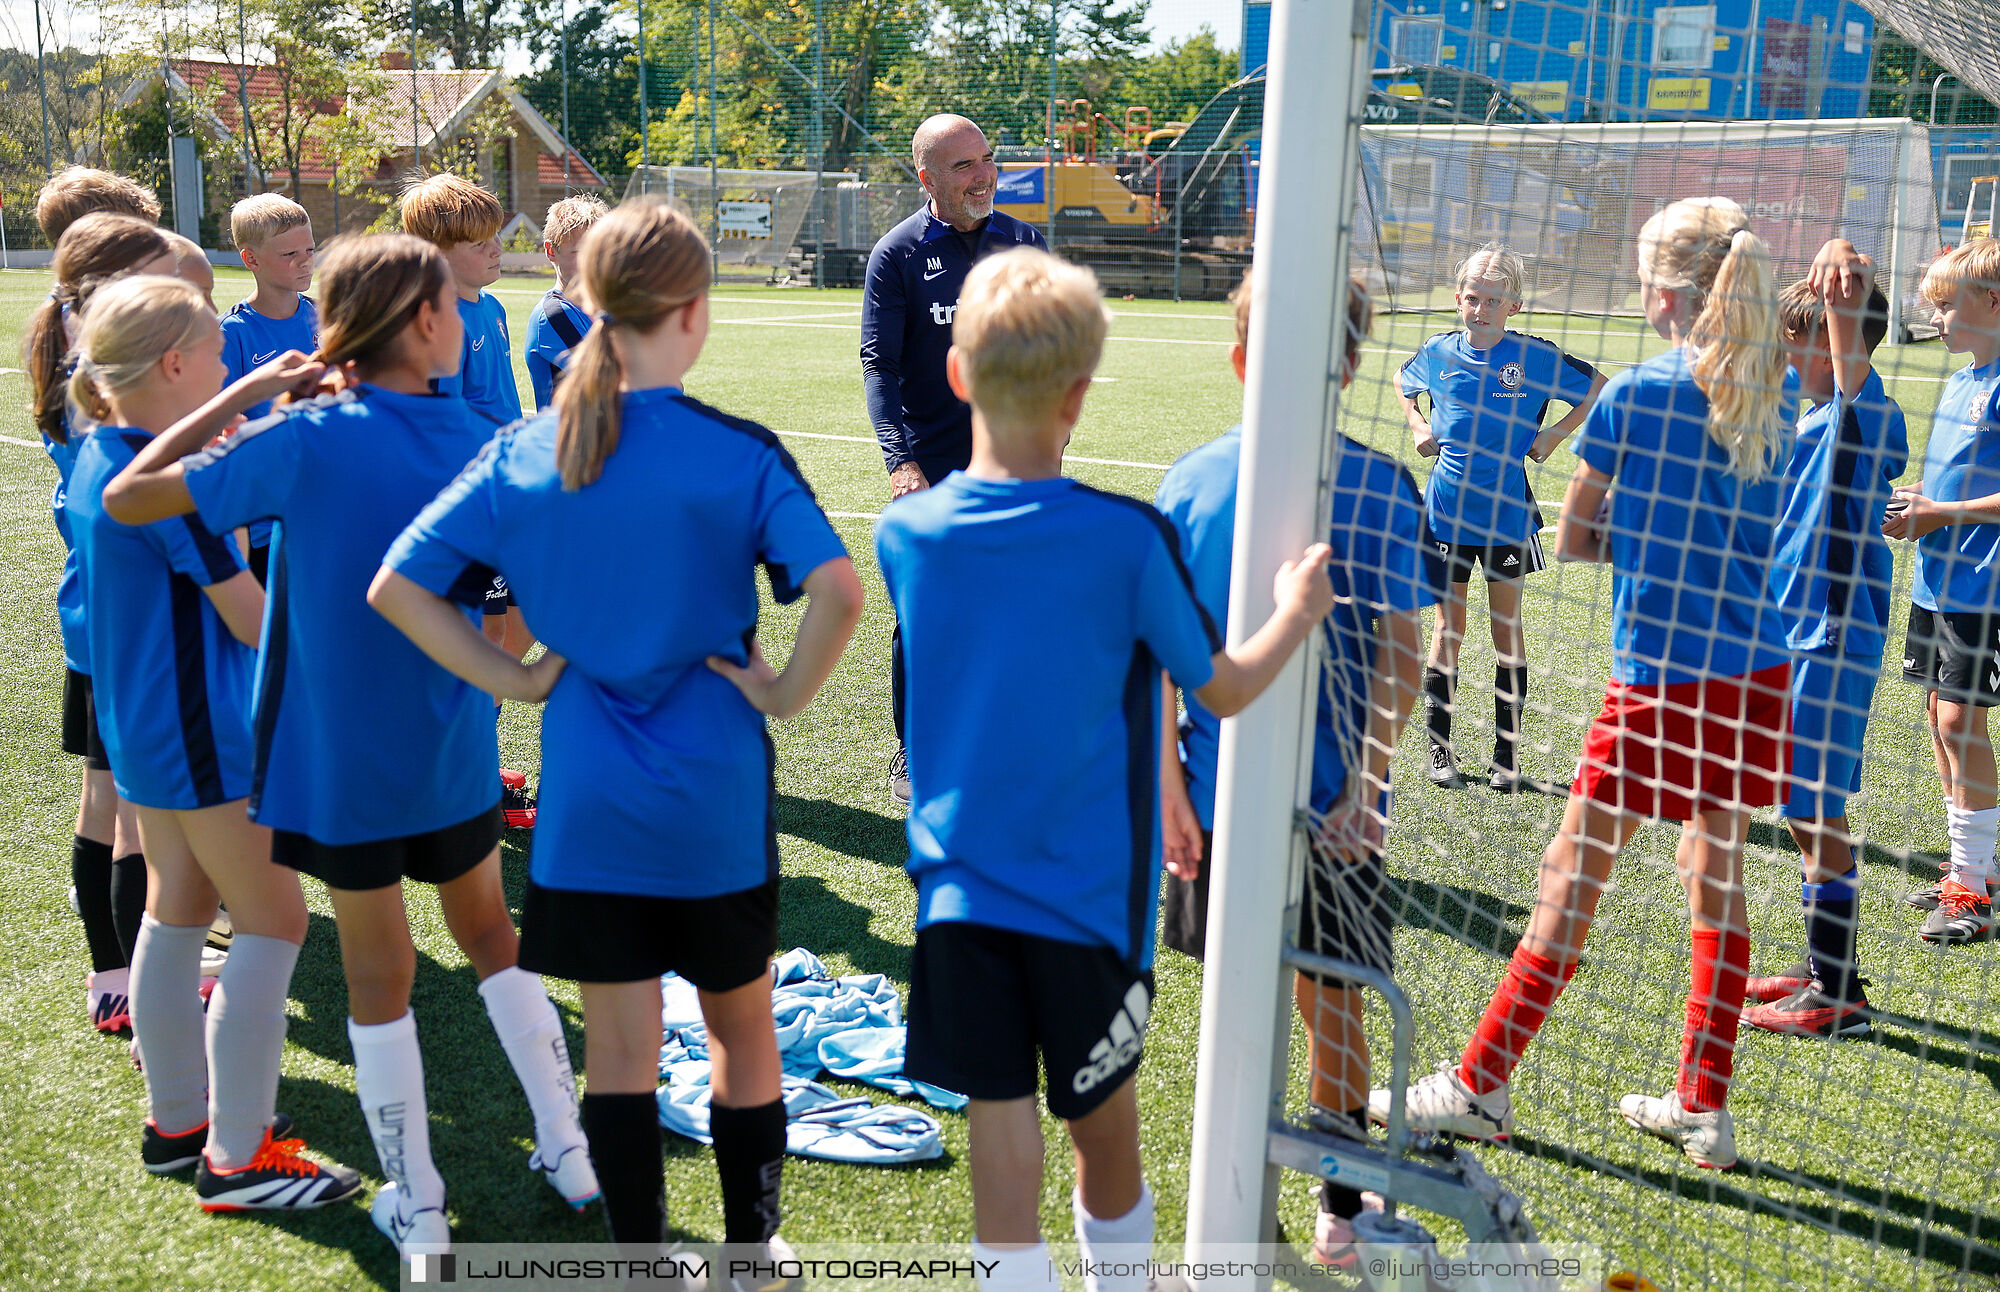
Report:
1184,0,1371,1275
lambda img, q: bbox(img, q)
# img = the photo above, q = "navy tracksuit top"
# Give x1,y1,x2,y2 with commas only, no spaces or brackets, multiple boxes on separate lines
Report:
860,205,1047,479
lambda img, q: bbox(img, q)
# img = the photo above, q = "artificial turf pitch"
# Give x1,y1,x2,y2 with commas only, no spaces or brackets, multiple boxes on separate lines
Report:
0,267,1992,1290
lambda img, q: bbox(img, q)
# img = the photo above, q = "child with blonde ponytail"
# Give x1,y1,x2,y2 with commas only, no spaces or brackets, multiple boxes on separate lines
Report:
371,198,864,1277
1373,196,1796,1171
104,233,599,1262
65,273,364,1210
26,213,178,1038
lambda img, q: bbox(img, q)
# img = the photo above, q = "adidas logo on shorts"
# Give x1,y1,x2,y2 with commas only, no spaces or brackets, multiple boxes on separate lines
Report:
1501,553,1518,568
1071,981,1152,1095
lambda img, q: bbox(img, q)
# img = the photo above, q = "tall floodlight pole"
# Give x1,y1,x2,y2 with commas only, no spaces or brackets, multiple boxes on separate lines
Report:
637,0,649,182
239,0,253,194
561,0,572,193
813,0,823,286
1045,0,1057,247
32,0,52,174
708,0,719,275
1185,0,1365,1279
411,0,421,170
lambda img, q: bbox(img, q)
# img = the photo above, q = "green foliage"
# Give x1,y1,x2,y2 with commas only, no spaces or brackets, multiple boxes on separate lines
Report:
1111,28,1236,126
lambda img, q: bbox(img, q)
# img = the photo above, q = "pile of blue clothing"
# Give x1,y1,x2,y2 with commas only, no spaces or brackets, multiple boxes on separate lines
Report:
656,948,964,1164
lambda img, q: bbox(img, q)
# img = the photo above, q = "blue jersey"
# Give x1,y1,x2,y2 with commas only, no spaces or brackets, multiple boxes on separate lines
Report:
1914,357,2000,614
68,426,255,809
44,431,88,673
435,291,523,427
219,296,319,422
1771,368,1907,655
523,286,591,410
875,474,1222,970
1157,428,1435,831
182,386,499,845
860,208,1046,478
1573,348,1794,686
1399,330,1599,546
220,296,319,551
387,389,847,899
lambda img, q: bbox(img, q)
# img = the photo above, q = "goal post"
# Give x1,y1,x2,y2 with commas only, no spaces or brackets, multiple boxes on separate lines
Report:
1184,0,1370,1270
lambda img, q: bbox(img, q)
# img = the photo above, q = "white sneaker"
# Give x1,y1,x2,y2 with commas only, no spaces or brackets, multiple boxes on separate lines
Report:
372,1182,451,1258
1368,1067,1513,1141
714,1234,801,1292
1618,1091,1736,1169
530,1141,600,1210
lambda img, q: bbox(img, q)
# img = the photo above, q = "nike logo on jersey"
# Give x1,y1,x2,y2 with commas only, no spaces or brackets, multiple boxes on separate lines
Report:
924,267,947,281
924,256,944,280
929,302,958,326
471,336,486,352
250,350,279,365
1071,981,1151,1095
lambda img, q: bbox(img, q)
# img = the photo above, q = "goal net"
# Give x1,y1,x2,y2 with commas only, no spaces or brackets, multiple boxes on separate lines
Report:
1192,0,2000,1289
622,165,857,271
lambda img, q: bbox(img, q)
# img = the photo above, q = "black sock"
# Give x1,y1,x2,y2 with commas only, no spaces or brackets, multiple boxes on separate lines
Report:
1493,663,1528,769
582,1092,666,1245
1318,1106,1369,1219
1804,867,1861,1001
110,852,147,966
1423,668,1455,749
71,836,122,972
711,1098,786,1245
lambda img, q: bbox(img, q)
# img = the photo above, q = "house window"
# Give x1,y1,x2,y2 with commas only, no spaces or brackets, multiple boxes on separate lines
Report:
1391,15,1443,65
1944,155,2000,215
1653,6,1715,69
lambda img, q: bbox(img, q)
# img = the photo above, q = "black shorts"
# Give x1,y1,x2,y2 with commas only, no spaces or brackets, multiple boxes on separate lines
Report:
1903,605,2000,707
519,878,777,990
1162,832,1394,984
247,541,271,588
272,802,503,891
60,668,110,770
904,922,1154,1121
1425,533,1546,586
484,574,514,616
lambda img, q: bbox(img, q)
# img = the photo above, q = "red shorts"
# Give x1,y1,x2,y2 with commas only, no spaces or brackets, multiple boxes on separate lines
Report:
1572,663,1791,820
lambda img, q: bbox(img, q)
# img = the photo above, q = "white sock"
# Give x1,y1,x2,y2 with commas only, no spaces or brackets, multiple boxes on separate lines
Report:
348,1012,445,1211
1072,1183,1155,1292
129,914,209,1134
477,966,586,1157
972,1240,1059,1292
1945,805,1999,891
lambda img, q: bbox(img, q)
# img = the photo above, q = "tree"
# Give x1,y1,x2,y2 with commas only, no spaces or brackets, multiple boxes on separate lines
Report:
1113,28,1235,126
358,0,514,71
189,0,384,200
1868,29,1997,124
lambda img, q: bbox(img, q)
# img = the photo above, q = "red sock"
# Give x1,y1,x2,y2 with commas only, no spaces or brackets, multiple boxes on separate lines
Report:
1458,948,1577,1095
1677,927,1750,1113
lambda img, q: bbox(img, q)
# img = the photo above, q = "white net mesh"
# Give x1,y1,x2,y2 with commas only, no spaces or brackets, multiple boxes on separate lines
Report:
1227,5,2000,1289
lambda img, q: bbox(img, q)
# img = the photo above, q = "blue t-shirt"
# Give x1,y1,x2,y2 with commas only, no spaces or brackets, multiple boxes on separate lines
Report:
181,386,499,845
1771,368,1908,656
435,291,523,427
524,286,592,410
219,296,319,422
1399,331,1599,546
1573,347,1794,686
1914,356,2000,614
44,431,88,673
68,426,255,809
387,389,847,898
875,474,1223,970
1157,427,1436,830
